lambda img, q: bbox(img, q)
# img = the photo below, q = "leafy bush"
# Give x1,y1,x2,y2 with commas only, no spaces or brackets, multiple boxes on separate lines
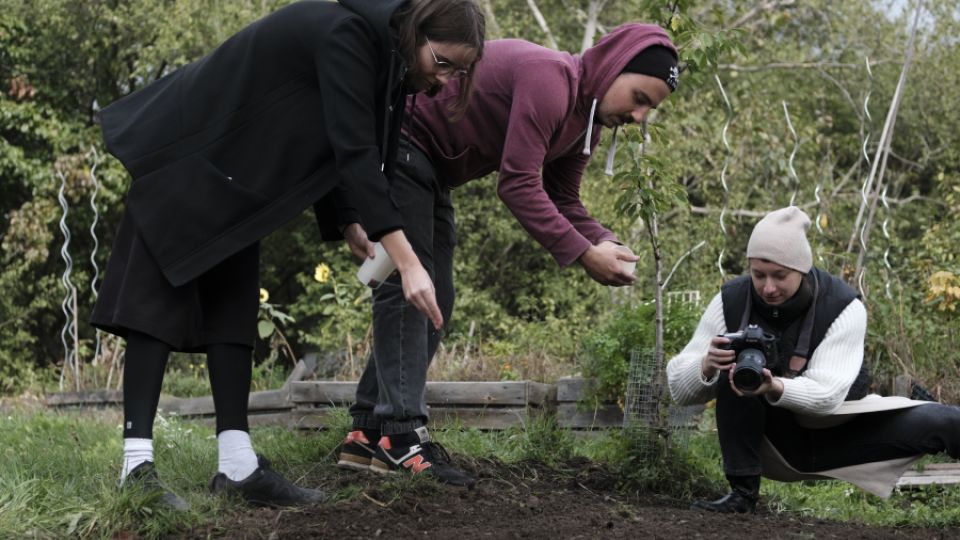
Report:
284,244,373,372
578,300,701,405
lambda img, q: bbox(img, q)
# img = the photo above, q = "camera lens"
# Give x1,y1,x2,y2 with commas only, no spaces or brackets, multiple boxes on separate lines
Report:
732,348,765,392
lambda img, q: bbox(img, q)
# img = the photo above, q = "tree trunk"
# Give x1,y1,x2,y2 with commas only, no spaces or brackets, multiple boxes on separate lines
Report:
850,0,924,290
480,0,502,39
580,0,607,54
525,0,558,50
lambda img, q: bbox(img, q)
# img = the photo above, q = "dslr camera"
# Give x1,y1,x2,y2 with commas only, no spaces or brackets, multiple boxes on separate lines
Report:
717,324,779,392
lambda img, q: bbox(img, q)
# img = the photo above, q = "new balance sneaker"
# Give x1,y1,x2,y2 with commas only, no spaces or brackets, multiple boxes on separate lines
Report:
122,461,190,511
337,430,378,471
210,455,326,506
370,427,476,488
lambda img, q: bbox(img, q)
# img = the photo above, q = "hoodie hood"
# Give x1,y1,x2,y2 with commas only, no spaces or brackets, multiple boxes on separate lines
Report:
576,23,676,167
338,0,411,170
578,23,677,116
338,0,408,56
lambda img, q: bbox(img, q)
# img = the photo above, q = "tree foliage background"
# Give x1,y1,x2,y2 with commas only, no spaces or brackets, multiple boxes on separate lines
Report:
1,0,958,398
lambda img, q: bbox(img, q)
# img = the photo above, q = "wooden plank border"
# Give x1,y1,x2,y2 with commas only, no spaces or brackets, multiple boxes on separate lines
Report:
289,380,552,407
897,463,960,487
45,389,123,406
44,376,675,431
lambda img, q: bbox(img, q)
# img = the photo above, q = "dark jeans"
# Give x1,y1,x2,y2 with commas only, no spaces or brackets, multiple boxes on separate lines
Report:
349,137,456,435
716,370,960,476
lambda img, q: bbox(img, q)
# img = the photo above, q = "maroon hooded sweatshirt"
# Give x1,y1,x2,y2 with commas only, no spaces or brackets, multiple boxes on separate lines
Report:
405,24,676,267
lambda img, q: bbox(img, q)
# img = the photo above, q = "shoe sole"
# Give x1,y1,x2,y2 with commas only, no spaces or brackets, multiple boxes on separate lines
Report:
369,458,475,488
369,458,395,474
337,453,373,471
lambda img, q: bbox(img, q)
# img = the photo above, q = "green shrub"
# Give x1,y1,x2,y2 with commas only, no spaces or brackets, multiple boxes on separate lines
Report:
577,300,700,405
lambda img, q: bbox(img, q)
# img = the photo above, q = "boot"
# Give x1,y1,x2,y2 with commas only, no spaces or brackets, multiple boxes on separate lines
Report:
691,475,760,514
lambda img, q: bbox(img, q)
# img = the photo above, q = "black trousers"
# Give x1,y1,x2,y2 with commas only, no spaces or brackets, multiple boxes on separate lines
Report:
716,370,960,476
349,137,456,435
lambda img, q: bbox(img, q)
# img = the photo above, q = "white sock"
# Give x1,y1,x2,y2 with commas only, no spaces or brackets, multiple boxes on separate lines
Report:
120,438,154,483
218,430,259,481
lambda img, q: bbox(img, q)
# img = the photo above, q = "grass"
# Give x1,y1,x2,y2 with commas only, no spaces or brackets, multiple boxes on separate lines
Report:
2,403,960,538
434,414,576,465
0,405,351,539
760,460,960,528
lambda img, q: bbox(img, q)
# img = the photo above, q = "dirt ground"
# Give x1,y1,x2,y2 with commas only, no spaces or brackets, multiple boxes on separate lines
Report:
180,456,958,540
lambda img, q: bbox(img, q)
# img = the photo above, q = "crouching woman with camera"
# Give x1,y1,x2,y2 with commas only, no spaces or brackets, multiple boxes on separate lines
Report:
667,206,960,513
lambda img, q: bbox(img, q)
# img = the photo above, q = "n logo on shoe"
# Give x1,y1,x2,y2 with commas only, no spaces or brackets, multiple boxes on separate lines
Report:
402,454,432,473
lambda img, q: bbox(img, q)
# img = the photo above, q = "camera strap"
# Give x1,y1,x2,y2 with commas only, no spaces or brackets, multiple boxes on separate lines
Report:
789,272,819,372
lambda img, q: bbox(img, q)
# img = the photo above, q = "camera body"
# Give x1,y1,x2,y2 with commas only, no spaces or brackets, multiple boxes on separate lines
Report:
717,324,779,392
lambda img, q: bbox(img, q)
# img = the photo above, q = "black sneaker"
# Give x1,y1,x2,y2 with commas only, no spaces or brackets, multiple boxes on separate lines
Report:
209,455,326,506
370,427,476,488
122,461,190,511
337,430,377,471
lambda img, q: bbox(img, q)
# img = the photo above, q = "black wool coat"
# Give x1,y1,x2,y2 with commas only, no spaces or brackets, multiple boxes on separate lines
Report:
99,0,410,287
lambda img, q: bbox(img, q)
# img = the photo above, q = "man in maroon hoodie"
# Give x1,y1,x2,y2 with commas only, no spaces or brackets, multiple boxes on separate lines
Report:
336,24,679,486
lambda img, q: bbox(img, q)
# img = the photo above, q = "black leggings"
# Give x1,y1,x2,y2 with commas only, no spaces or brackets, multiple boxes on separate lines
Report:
122,330,252,438
716,370,960,475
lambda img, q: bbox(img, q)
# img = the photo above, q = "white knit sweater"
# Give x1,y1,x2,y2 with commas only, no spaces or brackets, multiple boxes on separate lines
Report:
666,292,868,416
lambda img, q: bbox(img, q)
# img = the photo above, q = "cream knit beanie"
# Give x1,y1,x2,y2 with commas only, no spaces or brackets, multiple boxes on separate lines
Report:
746,206,812,273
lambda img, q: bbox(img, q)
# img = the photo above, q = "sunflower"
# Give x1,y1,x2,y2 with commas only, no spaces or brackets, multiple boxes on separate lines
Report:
314,263,331,283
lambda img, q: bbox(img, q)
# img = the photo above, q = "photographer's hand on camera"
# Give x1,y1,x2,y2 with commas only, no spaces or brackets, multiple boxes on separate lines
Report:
727,367,785,399
701,336,736,380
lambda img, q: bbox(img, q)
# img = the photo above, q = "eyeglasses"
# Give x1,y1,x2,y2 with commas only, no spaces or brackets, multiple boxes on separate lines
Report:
425,38,470,79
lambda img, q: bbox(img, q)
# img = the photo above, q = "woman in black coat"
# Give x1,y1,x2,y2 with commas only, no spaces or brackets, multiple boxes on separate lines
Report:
92,0,484,508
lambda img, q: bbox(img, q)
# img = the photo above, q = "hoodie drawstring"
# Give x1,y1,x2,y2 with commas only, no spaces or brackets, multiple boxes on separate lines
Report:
405,93,417,161
582,98,598,156
582,97,619,175
604,125,619,176
381,51,398,172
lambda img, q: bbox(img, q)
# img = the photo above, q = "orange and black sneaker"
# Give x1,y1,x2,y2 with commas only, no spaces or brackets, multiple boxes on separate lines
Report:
337,430,378,471
370,427,475,488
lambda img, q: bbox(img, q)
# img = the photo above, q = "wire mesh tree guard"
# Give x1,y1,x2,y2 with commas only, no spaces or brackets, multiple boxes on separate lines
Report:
622,348,695,462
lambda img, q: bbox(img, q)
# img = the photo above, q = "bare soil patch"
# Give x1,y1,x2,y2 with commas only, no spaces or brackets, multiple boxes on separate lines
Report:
179,456,956,539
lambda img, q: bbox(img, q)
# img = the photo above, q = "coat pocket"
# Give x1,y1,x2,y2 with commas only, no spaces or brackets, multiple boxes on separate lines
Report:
126,154,269,271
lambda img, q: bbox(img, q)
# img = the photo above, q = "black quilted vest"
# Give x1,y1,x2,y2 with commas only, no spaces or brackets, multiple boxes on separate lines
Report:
720,267,870,400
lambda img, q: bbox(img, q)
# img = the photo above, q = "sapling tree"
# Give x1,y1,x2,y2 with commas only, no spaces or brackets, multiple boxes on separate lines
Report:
613,0,741,425
613,123,687,425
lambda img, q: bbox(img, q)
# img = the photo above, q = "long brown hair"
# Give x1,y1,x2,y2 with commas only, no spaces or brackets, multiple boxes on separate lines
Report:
392,0,485,119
